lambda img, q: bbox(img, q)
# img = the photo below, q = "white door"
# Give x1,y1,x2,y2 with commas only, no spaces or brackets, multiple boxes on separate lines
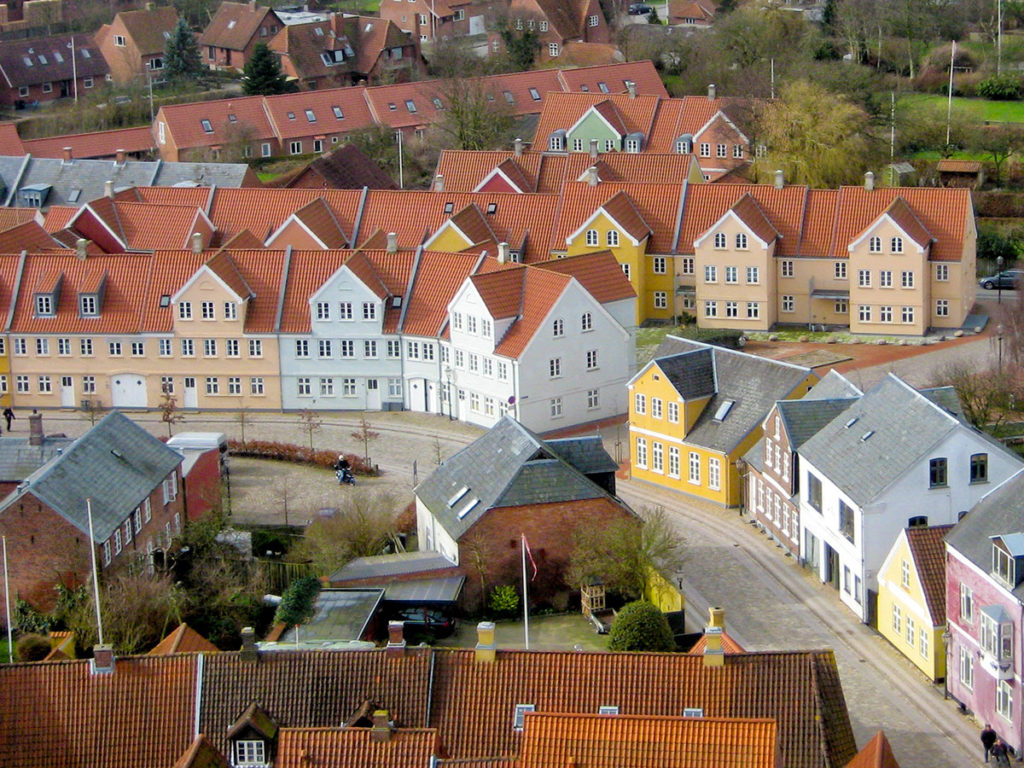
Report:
110,374,147,408
60,376,74,407
469,14,485,33
426,381,438,413
366,378,381,410
409,378,429,413
183,377,198,408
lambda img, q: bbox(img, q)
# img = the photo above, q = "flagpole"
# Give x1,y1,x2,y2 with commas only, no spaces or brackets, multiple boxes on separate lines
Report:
3,536,12,663
86,498,104,645
521,534,529,650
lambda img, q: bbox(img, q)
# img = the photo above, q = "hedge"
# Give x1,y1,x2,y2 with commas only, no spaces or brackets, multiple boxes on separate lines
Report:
228,440,373,474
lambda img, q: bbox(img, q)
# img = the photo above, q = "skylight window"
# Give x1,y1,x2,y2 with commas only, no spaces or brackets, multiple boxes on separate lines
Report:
68,189,81,202
38,54,47,64
305,109,316,122
447,486,469,507
227,19,237,28
528,87,540,101
860,430,875,442
228,113,237,122
513,704,535,730
486,203,497,214
81,49,91,58
314,26,324,36
433,97,443,109
598,706,619,715
200,119,213,133
159,295,171,307
388,102,396,111
22,56,33,67
581,85,589,91
844,417,858,429
683,708,704,718
456,497,479,519
503,90,514,104
287,111,295,120
53,51,63,62
332,105,344,119
443,202,453,214
405,99,417,113
713,400,734,421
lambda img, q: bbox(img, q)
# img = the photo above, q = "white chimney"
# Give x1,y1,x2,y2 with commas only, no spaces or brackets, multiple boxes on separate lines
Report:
434,174,444,192
75,238,88,260
115,148,126,165
191,232,203,254
625,80,636,99
586,165,599,187
708,83,717,100
497,241,510,263
773,169,784,190
386,232,398,253
589,138,599,159
514,137,523,157
864,171,875,191
104,180,114,198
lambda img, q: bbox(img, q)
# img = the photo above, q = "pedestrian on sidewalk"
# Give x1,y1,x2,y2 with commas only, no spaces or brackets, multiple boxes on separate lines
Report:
982,725,998,762
2,406,13,432
992,739,1010,767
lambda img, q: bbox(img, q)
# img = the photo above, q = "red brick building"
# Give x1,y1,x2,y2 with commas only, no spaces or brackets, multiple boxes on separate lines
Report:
0,411,185,623
415,416,634,609
95,5,180,85
199,1,282,72
0,34,108,108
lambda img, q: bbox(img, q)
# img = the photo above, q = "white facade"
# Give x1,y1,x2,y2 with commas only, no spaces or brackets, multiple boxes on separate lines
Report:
415,497,460,565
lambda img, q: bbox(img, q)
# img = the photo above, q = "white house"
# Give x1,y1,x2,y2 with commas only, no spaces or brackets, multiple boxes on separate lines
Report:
797,373,1024,623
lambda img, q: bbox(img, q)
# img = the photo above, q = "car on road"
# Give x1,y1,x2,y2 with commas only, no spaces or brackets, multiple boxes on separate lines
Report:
389,607,457,641
979,269,1023,290
628,3,653,13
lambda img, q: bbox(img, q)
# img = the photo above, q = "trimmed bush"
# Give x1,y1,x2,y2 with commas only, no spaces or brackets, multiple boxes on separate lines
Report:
228,440,372,474
608,600,675,652
488,585,520,617
978,73,1023,101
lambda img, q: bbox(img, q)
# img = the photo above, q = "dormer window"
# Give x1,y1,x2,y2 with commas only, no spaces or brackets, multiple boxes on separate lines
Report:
512,703,535,731
35,295,54,316
548,129,565,151
993,543,1016,587
233,740,266,766
625,137,641,153
80,295,98,316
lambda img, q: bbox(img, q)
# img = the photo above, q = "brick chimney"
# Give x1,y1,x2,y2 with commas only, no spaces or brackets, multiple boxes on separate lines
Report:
92,644,115,674
386,232,398,253
514,137,523,157
28,410,43,446
773,169,784,190
703,626,724,667
240,626,258,661
385,620,406,658
707,83,717,100
191,232,204,254
589,138,599,159
475,621,496,663
115,148,126,165
75,238,88,260
370,710,393,742
62,146,73,165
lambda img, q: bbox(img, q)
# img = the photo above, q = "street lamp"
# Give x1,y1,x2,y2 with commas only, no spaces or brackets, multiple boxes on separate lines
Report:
997,323,1004,374
998,255,1005,305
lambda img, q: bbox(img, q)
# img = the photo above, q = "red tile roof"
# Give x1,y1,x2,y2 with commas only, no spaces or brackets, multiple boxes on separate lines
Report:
172,735,230,768
0,123,26,155
555,182,680,253
139,251,207,332
905,525,953,626
400,250,482,337
533,93,662,146
532,251,634,304
0,655,198,768
556,61,667,97
687,631,746,655
678,184,810,256
845,731,901,768
517,713,779,768
150,624,220,655
731,193,781,245
0,221,65,252
199,1,279,51
0,208,37,230
263,87,375,140
23,126,157,159
277,249,348,333
158,95,275,151
276,727,439,768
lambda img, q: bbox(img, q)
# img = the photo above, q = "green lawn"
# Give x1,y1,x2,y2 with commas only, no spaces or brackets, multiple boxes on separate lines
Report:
0,637,10,663
900,92,1024,124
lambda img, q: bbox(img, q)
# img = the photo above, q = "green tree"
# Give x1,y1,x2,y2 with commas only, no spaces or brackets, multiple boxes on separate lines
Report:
608,601,675,651
755,79,874,188
494,16,540,71
970,124,1024,185
164,18,205,84
242,43,295,96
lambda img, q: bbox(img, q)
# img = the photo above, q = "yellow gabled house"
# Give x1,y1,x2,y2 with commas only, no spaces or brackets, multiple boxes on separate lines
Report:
876,525,951,682
628,336,817,507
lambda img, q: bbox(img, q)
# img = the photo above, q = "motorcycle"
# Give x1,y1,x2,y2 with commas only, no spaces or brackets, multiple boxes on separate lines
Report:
337,467,356,485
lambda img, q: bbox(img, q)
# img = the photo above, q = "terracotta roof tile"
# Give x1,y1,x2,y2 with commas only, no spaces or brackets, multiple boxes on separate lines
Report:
448,204,498,246
845,731,901,768
126,186,216,210
219,250,287,333
0,123,26,155
158,95,275,152
556,61,668,97
428,648,856,766
276,727,439,768
533,93,661,146
111,201,212,251
518,713,778,768
687,631,746,655
277,249,347,333
906,525,952,626
797,189,837,257
532,251,634,304
0,209,37,230
263,88,375,140
199,1,279,51
493,268,570,358
172,735,230,768
400,250,482,337
22,126,156,159
871,196,932,250
0,221,65,252
197,649,433,754
679,185,808,256
289,197,350,248
207,188,363,243
205,250,254,299
0,655,197,768
150,624,220,655
731,194,781,244
216,229,265,251
555,182,679,253
41,206,78,233
139,251,206,332
0,35,108,89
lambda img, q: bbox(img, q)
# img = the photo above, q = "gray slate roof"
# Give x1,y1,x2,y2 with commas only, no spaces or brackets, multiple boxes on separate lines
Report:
799,374,969,507
0,411,182,541
415,416,621,541
0,434,74,483
777,398,857,451
651,337,815,454
331,551,458,582
946,469,1024,601
655,347,715,399
804,370,862,401
0,155,253,209
545,436,619,475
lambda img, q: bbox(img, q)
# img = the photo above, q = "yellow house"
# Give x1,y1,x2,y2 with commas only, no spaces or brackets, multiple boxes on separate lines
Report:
628,336,817,507
876,524,951,682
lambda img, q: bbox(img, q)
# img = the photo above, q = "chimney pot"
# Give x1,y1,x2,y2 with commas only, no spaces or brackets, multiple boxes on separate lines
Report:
586,165,599,187
773,169,784,190
370,710,393,742
625,80,636,99
28,412,43,446
589,138,599,159
386,232,398,253
434,174,444,192
386,620,407,657
514,137,523,157
92,644,115,674
708,605,724,630
497,241,510,263
62,146,73,164
864,170,875,191
475,621,496,663
104,180,114,199
115,148,126,165
707,83,717,100
75,238,88,260
191,231,204,254
240,626,258,661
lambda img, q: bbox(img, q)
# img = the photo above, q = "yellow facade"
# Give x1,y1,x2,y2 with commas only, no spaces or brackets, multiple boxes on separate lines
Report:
425,224,473,253
876,534,946,681
645,568,685,614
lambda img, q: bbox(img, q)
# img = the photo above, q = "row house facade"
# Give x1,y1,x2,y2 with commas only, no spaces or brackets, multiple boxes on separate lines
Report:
0,247,634,433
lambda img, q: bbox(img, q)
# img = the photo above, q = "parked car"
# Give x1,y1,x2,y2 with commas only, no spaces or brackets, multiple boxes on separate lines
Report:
628,3,653,13
389,607,457,640
979,269,1023,290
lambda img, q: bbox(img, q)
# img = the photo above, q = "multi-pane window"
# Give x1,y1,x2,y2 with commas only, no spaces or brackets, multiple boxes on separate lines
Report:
635,437,648,468
83,375,96,394
549,358,561,377
906,615,915,645
606,230,620,247
581,313,593,332
891,236,904,253
654,291,668,309
839,501,855,543
746,266,759,284
318,339,333,358
452,312,463,331
726,301,738,318
936,299,949,317
295,339,309,358
131,341,144,356
159,338,172,356
960,583,974,623
550,397,563,417
705,300,717,318
363,302,376,320
339,340,353,358
80,295,97,315
160,376,172,394
725,266,738,284
682,257,695,275
320,378,334,396
364,340,378,358
552,319,564,337
668,446,680,477
936,264,949,281
708,458,721,490
919,627,929,659
781,260,794,278
834,262,847,279
297,377,311,396
36,338,49,355
205,377,219,395
782,295,794,312
224,302,237,320
586,350,598,370
971,453,988,484
960,646,974,690
388,378,403,397
13,338,25,356
248,339,263,357
204,339,217,357
586,229,599,247
388,340,401,358
653,257,667,274
226,339,240,357
880,306,892,323
201,301,215,319
858,269,871,288
700,143,711,157
891,603,902,634
16,375,28,393
688,452,700,484
250,377,264,395
746,302,759,319
587,389,599,409
705,265,717,282
998,680,1013,721
668,402,679,423
468,354,479,373
901,271,914,288
467,316,478,334
652,442,664,472
38,376,51,393
929,458,947,487
869,236,881,253
109,341,123,356
634,393,646,415
880,270,892,288
651,397,662,419
338,302,353,320
807,473,822,511
178,301,192,320
902,306,914,324
858,305,871,322
407,341,420,359
736,233,748,249
228,377,241,395
316,302,330,320
235,741,266,766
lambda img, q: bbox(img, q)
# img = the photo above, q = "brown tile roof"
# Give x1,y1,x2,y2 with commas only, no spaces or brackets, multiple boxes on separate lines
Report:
517,713,779,768
22,126,157,159
428,648,856,766
0,35,108,89
487,267,571,357
278,143,397,190
0,221,65,252
197,649,434,754
532,251,635,304
219,250,286,333
276,727,439,768
0,208,37,230
158,95,275,152
199,1,279,51
845,731,901,768
41,206,78,233
448,204,499,247
533,93,661,145
875,196,932,250
0,655,198,768
139,251,206,332
263,87,375,140
905,525,952,626
172,735,230,768
150,623,220,655
117,6,180,56
284,197,350,248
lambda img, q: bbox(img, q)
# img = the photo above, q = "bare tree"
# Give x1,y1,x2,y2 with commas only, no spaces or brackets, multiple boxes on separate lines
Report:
935,361,1024,430
81,398,106,427
235,407,252,447
298,409,322,451
160,392,185,437
350,416,380,468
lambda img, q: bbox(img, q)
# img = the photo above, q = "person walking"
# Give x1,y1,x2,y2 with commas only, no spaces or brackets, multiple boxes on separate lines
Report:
992,739,1010,767
982,725,998,762
2,407,13,432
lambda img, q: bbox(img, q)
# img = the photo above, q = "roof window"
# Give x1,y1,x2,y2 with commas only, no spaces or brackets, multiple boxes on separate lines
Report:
513,704,535,731
683,708,704,718
228,113,237,122
598,81,609,93
159,294,171,307
53,51,63,63
860,430,875,442
529,87,540,101
503,90,514,104
287,111,295,120
598,706,619,715
581,85,589,92
713,400,734,421
227,19,236,28
486,202,497,214
455,496,479,519
433,97,443,109
22,56,33,67
844,417,858,429
81,49,91,58
443,202,453,213
405,99,417,113
447,485,469,507
305,109,316,122
314,26,324,36
388,102,396,111
67,189,81,203
333,105,344,119
38,54,47,64
200,119,213,133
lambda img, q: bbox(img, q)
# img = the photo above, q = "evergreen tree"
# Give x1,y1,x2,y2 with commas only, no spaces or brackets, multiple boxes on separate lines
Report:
164,18,204,84
242,43,295,95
